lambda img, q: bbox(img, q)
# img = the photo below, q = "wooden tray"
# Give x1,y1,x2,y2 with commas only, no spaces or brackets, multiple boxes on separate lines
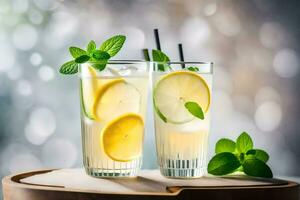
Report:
2,169,299,200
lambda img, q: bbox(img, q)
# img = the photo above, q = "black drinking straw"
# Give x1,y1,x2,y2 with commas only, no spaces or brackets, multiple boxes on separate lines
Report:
178,43,185,68
142,48,150,61
154,29,161,50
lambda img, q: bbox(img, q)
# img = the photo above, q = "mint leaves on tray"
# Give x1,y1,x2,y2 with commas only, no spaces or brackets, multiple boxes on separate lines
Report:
208,132,273,178
59,35,126,75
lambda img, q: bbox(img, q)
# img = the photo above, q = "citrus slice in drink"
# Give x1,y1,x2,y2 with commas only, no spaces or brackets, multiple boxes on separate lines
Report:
153,71,210,124
92,79,141,122
80,65,121,119
80,65,99,119
100,113,144,162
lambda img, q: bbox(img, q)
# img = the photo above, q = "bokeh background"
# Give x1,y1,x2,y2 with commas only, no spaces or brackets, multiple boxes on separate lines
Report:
0,0,300,197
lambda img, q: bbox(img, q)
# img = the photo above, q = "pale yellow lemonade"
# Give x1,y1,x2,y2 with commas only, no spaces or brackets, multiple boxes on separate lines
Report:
80,62,149,177
153,68,212,178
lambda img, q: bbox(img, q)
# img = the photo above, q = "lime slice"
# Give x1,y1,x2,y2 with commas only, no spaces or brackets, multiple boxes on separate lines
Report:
92,79,141,122
153,71,210,124
100,113,144,162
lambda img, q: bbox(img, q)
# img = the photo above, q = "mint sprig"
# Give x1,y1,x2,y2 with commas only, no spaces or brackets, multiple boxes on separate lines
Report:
59,35,126,75
208,132,273,178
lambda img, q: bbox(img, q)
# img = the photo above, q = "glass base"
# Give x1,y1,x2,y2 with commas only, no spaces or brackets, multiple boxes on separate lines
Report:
85,167,139,178
160,167,206,178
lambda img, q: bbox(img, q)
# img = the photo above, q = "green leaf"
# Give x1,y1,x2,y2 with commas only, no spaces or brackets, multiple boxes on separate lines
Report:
87,40,96,54
246,149,256,155
152,49,170,62
143,49,150,61
184,101,204,120
69,47,86,58
243,158,273,178
91,50,111,61
99,35,126,57
187,66,199,72
152,49,170,71
59,60,78,74
235,166,244,172
236,132,253,153
90,62,107,72
215,139,236,154
208,152,241,175
75,55,90,63
246,149,269,162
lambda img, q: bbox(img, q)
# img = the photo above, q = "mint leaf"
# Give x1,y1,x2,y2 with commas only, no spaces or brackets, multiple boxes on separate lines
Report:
87,40,96,55
152,49,170,71
91,50,111,61
215,139,236,154
91,62,107,71
143,48,150,61
236,132,253,153
235,166,244,172
59,60,78,74
152,49,170,62
184,101,204,120
246,149,269,163
246,149,256,155
100,35,126,57
75,55,90,63
89,50,110,71
243,158,273,178
187,66,199,72
208,152,241,175
69,47,86,58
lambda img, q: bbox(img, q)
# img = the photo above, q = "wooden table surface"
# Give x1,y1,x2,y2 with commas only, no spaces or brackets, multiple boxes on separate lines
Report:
2,169,299,200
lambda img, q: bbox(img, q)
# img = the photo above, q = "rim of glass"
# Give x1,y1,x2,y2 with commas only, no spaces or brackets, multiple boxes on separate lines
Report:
82,60,146,64
81,60,213,65
152,61,213,74
153,61,213,65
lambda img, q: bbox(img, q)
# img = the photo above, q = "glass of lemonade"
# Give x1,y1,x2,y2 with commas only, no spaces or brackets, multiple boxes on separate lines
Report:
79,60,149,177
152,62,213,178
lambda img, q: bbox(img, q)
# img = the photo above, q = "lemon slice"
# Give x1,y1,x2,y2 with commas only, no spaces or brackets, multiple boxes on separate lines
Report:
153,71,210,124
92,79,141,122
80,65,100,119
101,113,144,162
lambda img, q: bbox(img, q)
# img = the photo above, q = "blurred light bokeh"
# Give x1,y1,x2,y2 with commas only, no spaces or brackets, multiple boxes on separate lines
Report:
0,0,300,196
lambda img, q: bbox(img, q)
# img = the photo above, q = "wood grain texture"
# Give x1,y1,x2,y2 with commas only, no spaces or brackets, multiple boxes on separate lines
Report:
2,169,299,200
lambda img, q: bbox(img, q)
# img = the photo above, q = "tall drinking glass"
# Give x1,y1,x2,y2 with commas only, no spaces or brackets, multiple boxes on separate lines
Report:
152,62,213,178
79,61,149,177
